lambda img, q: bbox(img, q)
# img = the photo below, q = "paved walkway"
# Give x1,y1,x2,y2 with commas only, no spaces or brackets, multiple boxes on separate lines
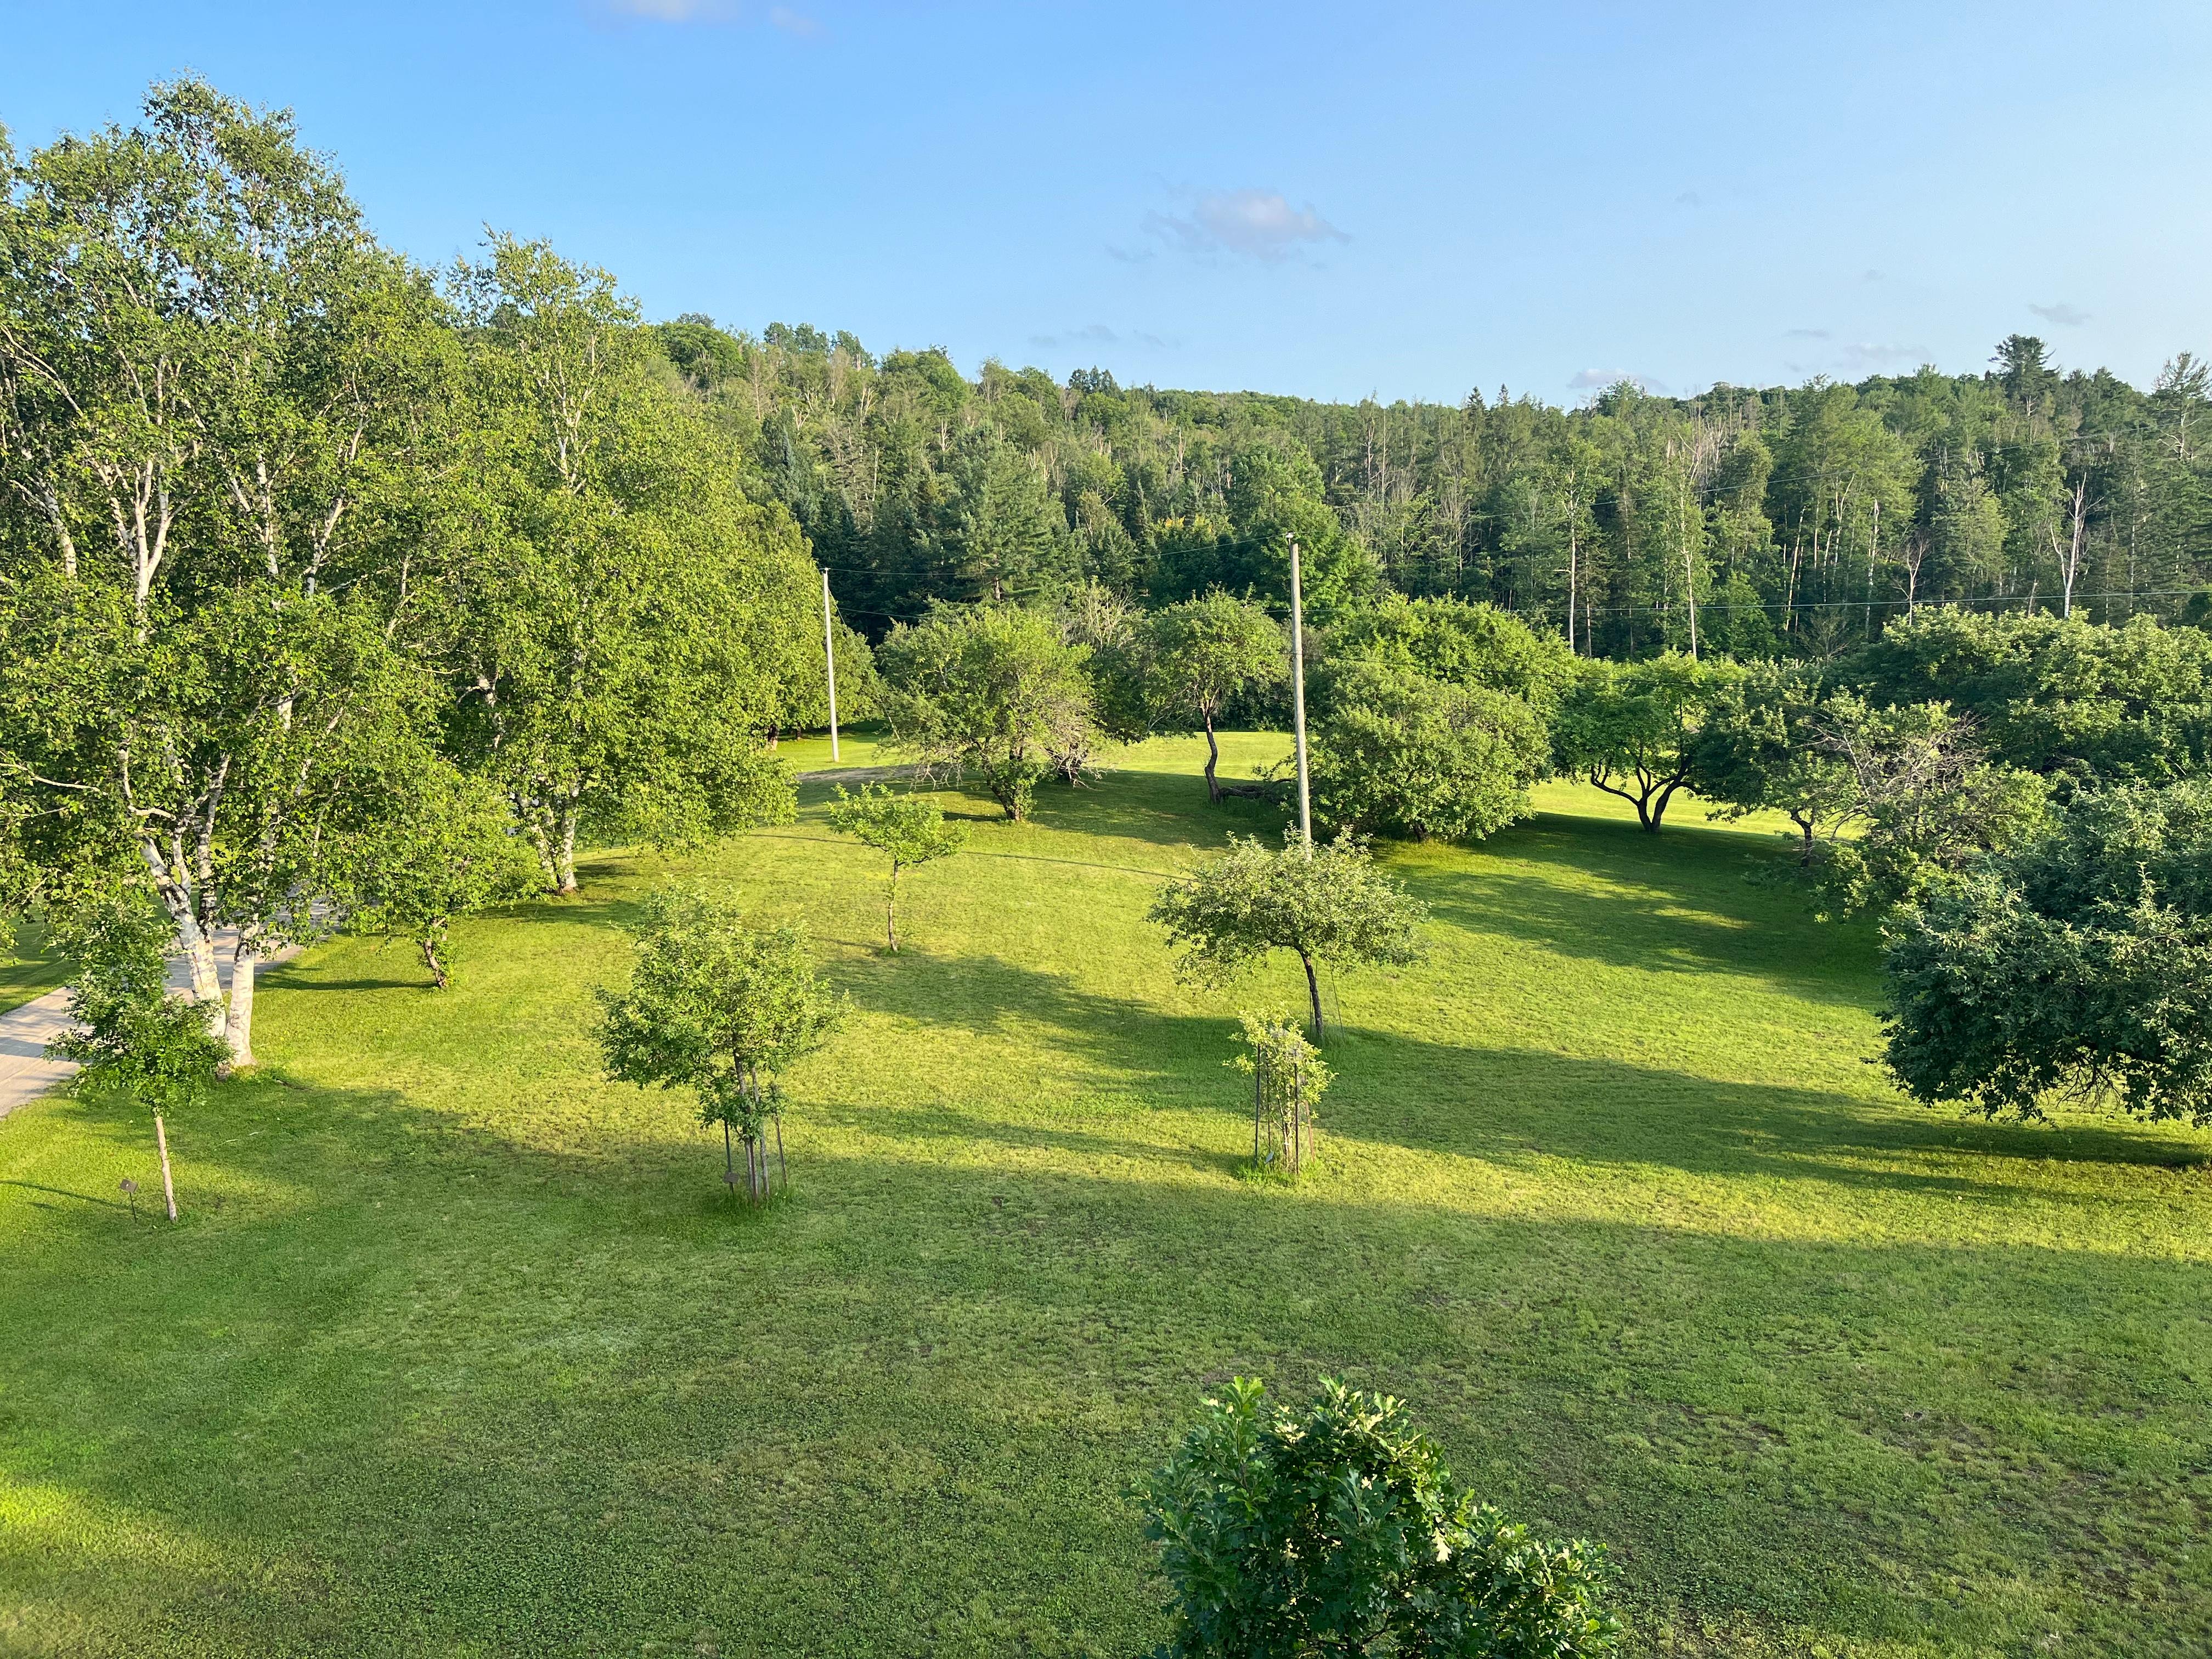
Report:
0,935,290,1122
0,985,76,1120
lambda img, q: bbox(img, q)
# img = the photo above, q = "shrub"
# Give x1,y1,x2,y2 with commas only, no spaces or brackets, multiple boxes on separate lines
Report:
1310,661,1548,844
1139,1377,1619,1658
597,888,843,1201
1882,780,2212,1124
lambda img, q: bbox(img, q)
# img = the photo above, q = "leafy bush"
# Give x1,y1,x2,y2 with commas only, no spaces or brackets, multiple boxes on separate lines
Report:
1139,1377,1618,1658
1310,661,1548,844
1883,780,2212,1124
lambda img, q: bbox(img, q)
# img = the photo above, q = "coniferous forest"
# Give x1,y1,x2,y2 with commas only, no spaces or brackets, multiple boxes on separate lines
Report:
658,315,2212,651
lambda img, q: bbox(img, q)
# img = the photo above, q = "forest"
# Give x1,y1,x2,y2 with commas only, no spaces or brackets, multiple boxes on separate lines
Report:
656,314,2212,654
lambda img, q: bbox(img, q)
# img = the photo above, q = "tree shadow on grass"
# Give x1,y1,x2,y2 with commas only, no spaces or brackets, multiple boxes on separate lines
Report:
5,1066,2210,1657
825,947,2208,1199
1406,814,1881,1007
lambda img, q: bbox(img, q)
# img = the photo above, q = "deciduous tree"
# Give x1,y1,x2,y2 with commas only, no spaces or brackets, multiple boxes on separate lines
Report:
824,783,967,951
597,888,843,1203
1150,832,1425,1039
876,603,1095,820
1883,782,2212,1124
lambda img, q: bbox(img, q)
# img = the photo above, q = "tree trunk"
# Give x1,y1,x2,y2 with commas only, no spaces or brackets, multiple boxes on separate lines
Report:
143,839,225,1022
155,1113,178,1222
556,808,579,894
885,864,901,952
421,936,449,990
1203,717,1221,804
1301,952,1324,1043
223,942,259,1070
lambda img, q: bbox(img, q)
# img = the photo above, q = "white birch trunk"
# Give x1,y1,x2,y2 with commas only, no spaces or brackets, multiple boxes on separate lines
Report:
224,943,259,1070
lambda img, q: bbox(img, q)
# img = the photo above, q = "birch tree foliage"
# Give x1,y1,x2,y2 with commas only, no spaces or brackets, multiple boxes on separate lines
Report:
0,78,452,1066
444,236,805,892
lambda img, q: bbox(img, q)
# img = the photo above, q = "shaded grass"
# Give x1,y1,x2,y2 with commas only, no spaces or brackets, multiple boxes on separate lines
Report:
3,735,2211,1657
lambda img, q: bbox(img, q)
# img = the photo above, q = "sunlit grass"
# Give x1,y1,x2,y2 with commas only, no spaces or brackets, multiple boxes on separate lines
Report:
3,734,2209,1656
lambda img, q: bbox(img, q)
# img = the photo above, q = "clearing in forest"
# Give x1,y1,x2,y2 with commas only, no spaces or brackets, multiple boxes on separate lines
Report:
2,733,2208,1657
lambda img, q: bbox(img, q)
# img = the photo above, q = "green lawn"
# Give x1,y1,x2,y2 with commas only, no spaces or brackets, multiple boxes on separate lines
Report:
4,734,2210,1657
0,921,64,1013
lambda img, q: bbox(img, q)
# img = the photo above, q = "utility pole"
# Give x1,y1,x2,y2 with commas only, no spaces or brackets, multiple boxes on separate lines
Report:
821,567,840,763
1288,534,1312,853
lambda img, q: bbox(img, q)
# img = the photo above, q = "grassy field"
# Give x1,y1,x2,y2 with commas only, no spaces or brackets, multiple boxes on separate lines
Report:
4,733,2210,1657
0,921,63,1013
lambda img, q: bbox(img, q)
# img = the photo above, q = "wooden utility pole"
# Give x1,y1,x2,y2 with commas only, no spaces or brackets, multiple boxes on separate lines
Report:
822,568,841,762
1288,534,1312,852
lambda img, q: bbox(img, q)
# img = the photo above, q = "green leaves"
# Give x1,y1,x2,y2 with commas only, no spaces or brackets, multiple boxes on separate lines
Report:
1149,832,1426,1035
825,783,968,950
44,895,227,1120
1553,653,1740,831
876,603,1096,820
1881,780,2212,1124
1138,1377,1618,1658
596,887,844,1139
1309,661,1548,844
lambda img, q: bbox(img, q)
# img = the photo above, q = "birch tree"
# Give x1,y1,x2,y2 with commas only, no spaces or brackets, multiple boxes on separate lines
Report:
0,80,447,1065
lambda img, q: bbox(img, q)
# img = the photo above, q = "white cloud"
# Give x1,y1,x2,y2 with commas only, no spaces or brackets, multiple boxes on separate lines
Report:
1143,188,1347,262
1838,341,1927,369
1028,323,1175,352
768,5,819,33
2030,301,2090,328
1567,369,1667,394
1786,327,1831,340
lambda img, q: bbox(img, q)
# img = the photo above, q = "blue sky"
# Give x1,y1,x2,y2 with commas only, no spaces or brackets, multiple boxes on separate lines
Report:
6,1,2209,403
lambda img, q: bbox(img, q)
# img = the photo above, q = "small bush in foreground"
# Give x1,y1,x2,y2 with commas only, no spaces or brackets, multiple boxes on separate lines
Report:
1139,1376,1618,1658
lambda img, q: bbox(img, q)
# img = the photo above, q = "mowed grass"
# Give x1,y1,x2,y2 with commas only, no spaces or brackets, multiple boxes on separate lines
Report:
4,733,2211,1657
0,921,63,1013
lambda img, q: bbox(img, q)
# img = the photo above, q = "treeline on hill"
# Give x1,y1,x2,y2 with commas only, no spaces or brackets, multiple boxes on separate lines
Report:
656,315,2212,650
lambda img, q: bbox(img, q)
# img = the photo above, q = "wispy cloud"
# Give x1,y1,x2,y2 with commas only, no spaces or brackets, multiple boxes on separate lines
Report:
1786,327,1831,340
596,0,814,27
1568,369,1667,395
1141,188,1347,262
1029,323,1173,352
1031,324,1120,349
2030,301,2090,328
1839,341,1927,369
1674,190,1702,207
